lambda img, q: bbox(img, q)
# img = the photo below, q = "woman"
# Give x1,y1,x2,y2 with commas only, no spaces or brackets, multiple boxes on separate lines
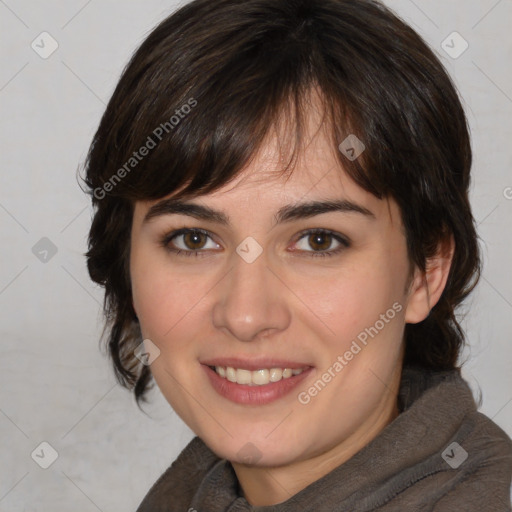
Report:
83,0,512,509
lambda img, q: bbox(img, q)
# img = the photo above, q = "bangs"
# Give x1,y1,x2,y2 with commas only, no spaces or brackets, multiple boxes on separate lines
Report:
84,0,479,403
84,0,416,206
89,70,377,207
118,84,376,203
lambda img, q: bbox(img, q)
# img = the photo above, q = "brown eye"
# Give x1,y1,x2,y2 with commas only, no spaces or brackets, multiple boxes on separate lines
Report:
307,232,333,251
182,231,208,250
161,228,221,256
293,229,350,258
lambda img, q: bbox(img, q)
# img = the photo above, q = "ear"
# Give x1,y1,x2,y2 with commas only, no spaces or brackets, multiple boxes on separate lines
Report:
404,234,455,324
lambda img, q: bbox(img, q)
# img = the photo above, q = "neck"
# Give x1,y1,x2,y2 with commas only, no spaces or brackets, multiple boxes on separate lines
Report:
231,378,401,506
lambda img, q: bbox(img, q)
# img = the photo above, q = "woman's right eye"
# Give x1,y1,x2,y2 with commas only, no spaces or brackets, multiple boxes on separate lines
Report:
160,228,221,257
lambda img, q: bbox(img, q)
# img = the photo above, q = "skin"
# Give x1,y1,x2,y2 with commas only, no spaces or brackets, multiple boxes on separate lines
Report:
130,96,454,506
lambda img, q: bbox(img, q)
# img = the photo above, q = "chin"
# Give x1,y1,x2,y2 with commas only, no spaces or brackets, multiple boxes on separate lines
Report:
202,433,304,467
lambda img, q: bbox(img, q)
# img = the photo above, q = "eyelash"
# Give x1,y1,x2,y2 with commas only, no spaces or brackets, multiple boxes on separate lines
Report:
159,228,350,258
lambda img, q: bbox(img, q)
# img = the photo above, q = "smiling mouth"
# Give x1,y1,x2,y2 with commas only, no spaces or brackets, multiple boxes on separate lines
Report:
208,365,308,386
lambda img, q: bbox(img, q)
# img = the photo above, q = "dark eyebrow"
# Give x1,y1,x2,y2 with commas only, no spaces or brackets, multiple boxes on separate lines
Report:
274,199,375,224
143,198,375,226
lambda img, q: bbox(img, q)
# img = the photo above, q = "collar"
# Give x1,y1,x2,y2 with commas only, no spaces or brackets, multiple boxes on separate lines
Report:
189,365,477,511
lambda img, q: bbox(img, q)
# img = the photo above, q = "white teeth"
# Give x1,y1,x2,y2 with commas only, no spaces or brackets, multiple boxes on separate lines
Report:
226,367,237,383
236,369,252,385
214,366,305,386
269,368,282,382
253,369,270,385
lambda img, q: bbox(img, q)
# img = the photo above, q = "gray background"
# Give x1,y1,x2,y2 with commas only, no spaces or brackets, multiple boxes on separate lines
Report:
1,0,511,510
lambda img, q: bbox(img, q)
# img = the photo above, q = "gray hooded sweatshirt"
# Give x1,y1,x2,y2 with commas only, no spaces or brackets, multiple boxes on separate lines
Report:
136,365,512,511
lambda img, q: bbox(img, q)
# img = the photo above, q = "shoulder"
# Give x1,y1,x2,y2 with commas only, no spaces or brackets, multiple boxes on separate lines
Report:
429,409,512,510
135,436,221,512
463,410,512,472
390,366,512,510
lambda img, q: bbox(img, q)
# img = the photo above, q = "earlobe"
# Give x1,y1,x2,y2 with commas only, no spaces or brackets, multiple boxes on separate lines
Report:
404,235,455,324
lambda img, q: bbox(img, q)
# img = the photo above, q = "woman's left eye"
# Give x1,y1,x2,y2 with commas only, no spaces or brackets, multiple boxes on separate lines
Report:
160,228,350,258
293,229,350,257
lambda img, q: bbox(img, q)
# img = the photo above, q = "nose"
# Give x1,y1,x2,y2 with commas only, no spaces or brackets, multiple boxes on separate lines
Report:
212,250,291,342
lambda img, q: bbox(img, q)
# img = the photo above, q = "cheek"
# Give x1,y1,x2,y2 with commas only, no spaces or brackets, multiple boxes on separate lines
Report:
330,268,399,315
133,275,194,340
131,246,186,337
306,253,408,347
130,246,216,347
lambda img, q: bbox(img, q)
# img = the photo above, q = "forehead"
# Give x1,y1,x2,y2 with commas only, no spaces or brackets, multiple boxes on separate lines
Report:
185,123,399,228
135,137,401,235
221,124,353,197
135,92,402,229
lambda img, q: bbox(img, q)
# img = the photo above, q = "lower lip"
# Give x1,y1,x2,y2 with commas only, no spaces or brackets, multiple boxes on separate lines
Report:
202,364,313,405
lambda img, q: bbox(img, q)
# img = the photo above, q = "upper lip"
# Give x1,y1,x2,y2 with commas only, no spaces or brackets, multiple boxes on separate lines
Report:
201,357,313,371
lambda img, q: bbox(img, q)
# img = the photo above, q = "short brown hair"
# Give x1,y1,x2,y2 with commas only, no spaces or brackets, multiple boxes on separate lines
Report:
83,0,481,404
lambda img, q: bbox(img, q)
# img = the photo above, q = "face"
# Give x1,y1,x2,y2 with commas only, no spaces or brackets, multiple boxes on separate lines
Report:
130,107,417,470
